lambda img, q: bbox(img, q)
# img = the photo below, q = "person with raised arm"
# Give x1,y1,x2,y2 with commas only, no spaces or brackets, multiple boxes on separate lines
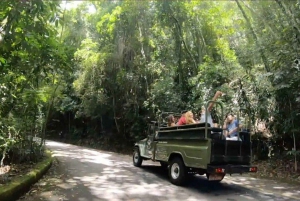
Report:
199,91,223,127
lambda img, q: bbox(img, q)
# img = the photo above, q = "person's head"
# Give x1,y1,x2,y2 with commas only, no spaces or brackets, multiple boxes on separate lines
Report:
167,115,175,126
226,113,235,123
181,110,187,116
201,106,205,113
185,111,194,124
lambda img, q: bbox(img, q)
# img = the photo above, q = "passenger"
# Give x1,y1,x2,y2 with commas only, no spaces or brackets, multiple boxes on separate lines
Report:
223,113,242,139
199,91,223,127
177,111,196,125
185,111,196,124
176,111,187,126
167,115,176,127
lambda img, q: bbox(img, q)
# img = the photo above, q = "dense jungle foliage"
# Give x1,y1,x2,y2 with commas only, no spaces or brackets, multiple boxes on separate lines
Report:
0,0,299,171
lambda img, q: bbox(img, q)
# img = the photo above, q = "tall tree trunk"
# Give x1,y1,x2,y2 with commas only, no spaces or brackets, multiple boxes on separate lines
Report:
235,0,271,73
275,0,300,35
170,14,198,74
60,0,68,42
0,127,12,166
40,82,59,148
290,100,297,172
112,96,120,134
242,1,279,39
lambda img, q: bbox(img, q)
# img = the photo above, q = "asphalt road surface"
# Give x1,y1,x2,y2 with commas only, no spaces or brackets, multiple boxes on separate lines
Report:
19,141,300,201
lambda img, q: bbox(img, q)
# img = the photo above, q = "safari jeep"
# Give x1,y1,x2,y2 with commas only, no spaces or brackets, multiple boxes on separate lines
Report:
133,101,257,186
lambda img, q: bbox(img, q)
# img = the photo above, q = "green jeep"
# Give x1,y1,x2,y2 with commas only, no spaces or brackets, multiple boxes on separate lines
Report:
133,101,257,186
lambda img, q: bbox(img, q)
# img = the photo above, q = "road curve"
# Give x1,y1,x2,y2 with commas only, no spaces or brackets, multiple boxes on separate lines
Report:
19,141,300,201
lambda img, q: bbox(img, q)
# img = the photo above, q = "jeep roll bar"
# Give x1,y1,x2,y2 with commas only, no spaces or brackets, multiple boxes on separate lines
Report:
237,108,252,140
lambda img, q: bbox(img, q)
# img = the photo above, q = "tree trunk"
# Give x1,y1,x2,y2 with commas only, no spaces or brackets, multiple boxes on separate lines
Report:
235,0,271,73
170,14,198,74
40,83,60,148
1,128,12,167
60,0,68,42
290,100,297,172
112,96,120,133
241,1,279,39
275,0,300,35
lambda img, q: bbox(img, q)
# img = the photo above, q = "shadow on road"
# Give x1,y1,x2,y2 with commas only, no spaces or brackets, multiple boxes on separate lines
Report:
139,165,257,198
20,141,300,201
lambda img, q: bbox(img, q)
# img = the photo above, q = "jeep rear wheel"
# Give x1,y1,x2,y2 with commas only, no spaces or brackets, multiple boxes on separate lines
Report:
168,157,187,186
133,148,143,167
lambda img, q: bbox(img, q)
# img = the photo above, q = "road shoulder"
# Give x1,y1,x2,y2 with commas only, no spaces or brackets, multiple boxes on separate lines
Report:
0,150,53,201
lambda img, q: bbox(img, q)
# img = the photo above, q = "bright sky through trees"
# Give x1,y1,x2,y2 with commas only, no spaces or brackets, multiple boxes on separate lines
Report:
60,0,96,13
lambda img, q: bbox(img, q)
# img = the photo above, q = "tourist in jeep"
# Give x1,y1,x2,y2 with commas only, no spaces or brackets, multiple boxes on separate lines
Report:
185,111,196,124
176,110,196,125
167,115,176,127
223,113,242,138
199,91,223,127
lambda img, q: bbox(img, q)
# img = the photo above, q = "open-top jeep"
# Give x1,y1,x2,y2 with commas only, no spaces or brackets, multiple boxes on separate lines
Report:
133,101,257,186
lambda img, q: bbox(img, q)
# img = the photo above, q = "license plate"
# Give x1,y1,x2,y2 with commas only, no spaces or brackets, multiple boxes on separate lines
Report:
208,174,224,181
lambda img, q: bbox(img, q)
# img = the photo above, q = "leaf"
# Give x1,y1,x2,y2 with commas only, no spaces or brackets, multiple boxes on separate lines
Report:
0,57,6,64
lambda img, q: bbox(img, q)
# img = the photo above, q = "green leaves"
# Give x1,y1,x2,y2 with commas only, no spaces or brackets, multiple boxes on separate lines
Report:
0,57,6,64
0,0,70,165
1,0,293,154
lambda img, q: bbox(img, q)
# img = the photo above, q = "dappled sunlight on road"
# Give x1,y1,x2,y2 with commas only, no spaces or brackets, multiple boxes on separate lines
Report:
222,175,300,200
48,141,115,166
72,170,206,201
19,141,300,201
45,141,217,200
46,141,72,147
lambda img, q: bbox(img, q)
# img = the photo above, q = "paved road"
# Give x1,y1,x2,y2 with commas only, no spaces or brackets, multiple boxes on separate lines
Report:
19,141,300,201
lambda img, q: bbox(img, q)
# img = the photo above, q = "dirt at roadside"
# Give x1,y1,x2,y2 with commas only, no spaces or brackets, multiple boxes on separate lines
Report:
0,158,44,186
18,158,62,201
253,159,300,185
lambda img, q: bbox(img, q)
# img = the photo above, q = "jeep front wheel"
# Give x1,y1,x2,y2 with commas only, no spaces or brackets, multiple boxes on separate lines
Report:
168,157,187,186
133,148,143,167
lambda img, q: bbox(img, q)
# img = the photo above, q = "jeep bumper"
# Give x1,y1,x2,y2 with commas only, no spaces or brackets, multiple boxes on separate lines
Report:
207,164,257,174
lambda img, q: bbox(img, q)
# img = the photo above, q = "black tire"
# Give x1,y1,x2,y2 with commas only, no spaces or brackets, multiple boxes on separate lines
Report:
206,173,225,182
133,147,143,167
168,157,187,186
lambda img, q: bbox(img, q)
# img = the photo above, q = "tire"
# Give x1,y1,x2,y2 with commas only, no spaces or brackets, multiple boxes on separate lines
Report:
206,173,224,182
133,147,143,167
168,157,187,186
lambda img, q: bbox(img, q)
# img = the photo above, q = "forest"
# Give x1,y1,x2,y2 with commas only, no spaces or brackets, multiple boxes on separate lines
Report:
0,0,299,182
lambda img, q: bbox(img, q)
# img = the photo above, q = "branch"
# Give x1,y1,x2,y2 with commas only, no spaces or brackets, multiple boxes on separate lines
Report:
169,12,198,73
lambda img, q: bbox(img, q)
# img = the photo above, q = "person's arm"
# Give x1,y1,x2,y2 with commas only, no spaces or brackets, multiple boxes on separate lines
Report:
227,127,242,137
227,120,242,136
228,127,238,136
207,91,223,112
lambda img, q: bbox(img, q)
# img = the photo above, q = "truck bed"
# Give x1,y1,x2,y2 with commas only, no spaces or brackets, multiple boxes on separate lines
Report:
154,123,252,165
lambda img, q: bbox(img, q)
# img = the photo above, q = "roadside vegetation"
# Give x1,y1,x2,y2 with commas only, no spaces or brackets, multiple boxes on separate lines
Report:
0,0,300,184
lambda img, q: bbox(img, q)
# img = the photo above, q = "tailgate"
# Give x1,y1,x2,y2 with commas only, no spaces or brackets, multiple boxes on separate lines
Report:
210,138,252,164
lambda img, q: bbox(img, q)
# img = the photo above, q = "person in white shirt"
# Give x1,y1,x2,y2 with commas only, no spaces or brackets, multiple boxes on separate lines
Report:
199,91,223,127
